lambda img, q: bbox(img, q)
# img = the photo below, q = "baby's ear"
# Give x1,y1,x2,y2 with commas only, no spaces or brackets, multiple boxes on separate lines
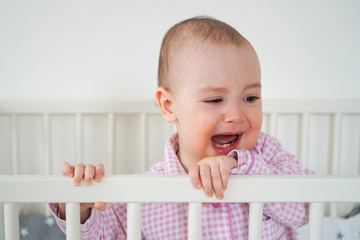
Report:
155,87,176,123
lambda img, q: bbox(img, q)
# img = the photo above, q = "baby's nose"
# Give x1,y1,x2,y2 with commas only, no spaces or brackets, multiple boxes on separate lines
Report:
224,114,244,123
223,105,245,123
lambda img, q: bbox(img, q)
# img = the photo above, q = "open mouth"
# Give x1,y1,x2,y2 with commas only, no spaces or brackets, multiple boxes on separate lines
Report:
211,133,241,154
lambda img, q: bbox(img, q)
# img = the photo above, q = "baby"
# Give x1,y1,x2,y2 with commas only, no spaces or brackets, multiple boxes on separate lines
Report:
50,16,314,239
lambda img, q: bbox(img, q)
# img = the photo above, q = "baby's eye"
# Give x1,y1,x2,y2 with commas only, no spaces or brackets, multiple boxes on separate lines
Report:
243,96,259,102
204,98,223,104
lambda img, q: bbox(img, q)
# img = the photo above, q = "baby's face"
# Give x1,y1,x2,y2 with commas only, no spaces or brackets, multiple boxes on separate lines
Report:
169,41,262,171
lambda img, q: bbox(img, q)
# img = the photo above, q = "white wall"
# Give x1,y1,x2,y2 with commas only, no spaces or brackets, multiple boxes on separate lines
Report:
0,0,359,101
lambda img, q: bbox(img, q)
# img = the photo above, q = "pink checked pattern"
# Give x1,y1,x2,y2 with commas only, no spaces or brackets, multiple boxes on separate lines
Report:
50,132,314,240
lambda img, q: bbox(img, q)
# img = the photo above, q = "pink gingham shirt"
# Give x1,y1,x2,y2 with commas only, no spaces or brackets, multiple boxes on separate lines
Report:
50,132,314,240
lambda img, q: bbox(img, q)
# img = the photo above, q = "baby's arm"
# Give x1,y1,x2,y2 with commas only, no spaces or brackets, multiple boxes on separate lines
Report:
229,134,315,228
50,163,128,239
58,162,106,223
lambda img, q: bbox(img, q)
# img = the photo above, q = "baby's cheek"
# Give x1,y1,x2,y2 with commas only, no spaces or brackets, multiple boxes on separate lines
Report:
240,133,258,151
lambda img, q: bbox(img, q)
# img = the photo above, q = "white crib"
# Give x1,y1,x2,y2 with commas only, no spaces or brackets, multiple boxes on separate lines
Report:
0,99,360,240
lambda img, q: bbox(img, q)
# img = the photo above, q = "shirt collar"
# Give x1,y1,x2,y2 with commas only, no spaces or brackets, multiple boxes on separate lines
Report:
163,132,187,175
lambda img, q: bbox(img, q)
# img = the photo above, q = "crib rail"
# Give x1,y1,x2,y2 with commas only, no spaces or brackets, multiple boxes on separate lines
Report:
1,175,360,240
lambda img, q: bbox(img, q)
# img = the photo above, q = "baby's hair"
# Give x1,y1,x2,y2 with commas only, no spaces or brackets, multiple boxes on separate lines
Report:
158,16,247,88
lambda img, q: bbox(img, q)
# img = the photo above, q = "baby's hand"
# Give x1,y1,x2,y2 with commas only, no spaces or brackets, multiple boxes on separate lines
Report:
62,162,105,187
188,156,237,202
59,162,106,223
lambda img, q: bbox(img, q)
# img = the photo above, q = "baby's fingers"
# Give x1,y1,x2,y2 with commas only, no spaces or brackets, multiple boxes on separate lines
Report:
219,163,230,191
211,166,224,200
220,156,237,191
84,164,95,186
203,203,210,208
73,163,85,186
62,162,74,177
94,163,105,183
189,165,202,189
94,201,106,212
200,165,213,198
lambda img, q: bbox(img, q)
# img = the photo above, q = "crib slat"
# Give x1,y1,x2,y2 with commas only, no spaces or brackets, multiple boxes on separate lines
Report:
140,113,147,172
300,113,310,168
43,113,51,174
331,113,342,175
127,202,141,240
269,113,278,137
248,202,263,240
308,202,324,240
188,202,202,240
4,203,20,240
75,114,83,163
330,113,342,217
11,114,18,175
43,114,52,216
66,203,80,240
107,113,115,175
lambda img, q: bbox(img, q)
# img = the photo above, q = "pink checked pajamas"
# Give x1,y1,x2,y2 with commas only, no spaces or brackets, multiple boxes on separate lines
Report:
50,132,314,239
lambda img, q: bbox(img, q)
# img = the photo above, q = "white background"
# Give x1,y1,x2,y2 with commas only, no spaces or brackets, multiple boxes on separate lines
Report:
0,0,359,101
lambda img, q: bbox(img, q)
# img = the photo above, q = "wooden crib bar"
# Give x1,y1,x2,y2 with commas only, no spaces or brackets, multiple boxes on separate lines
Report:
248,202,264,240
127,202,141,240
1,175,360,240
1,175,359,202
66,203,80,240
188,202,202,240
308,202,324,240
4,203,19,240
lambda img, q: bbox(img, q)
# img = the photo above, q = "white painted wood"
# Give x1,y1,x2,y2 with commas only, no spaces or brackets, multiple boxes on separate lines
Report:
127,203,141,240
330,113,342,217
140,113,147,172
331,113,342,175
43,113,51,175
308,202,324,240
66,203,80,240
75,113,82,164
11,114,18,175
4,203,19,240
1,175,360,203
269,113,278,137
248,202,263,240
330,203,338,219
107,113,115,175
261,114,269,133
188,202,202,240
0,101,160,114
300,113,310,167
43,114,52,215
262,99,360,114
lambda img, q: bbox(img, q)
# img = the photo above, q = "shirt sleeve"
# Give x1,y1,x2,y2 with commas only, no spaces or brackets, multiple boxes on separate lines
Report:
227,133,315,229
49,202,128,239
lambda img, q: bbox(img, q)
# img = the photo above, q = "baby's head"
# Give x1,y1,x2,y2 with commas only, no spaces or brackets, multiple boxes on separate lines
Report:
156,16,262,171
